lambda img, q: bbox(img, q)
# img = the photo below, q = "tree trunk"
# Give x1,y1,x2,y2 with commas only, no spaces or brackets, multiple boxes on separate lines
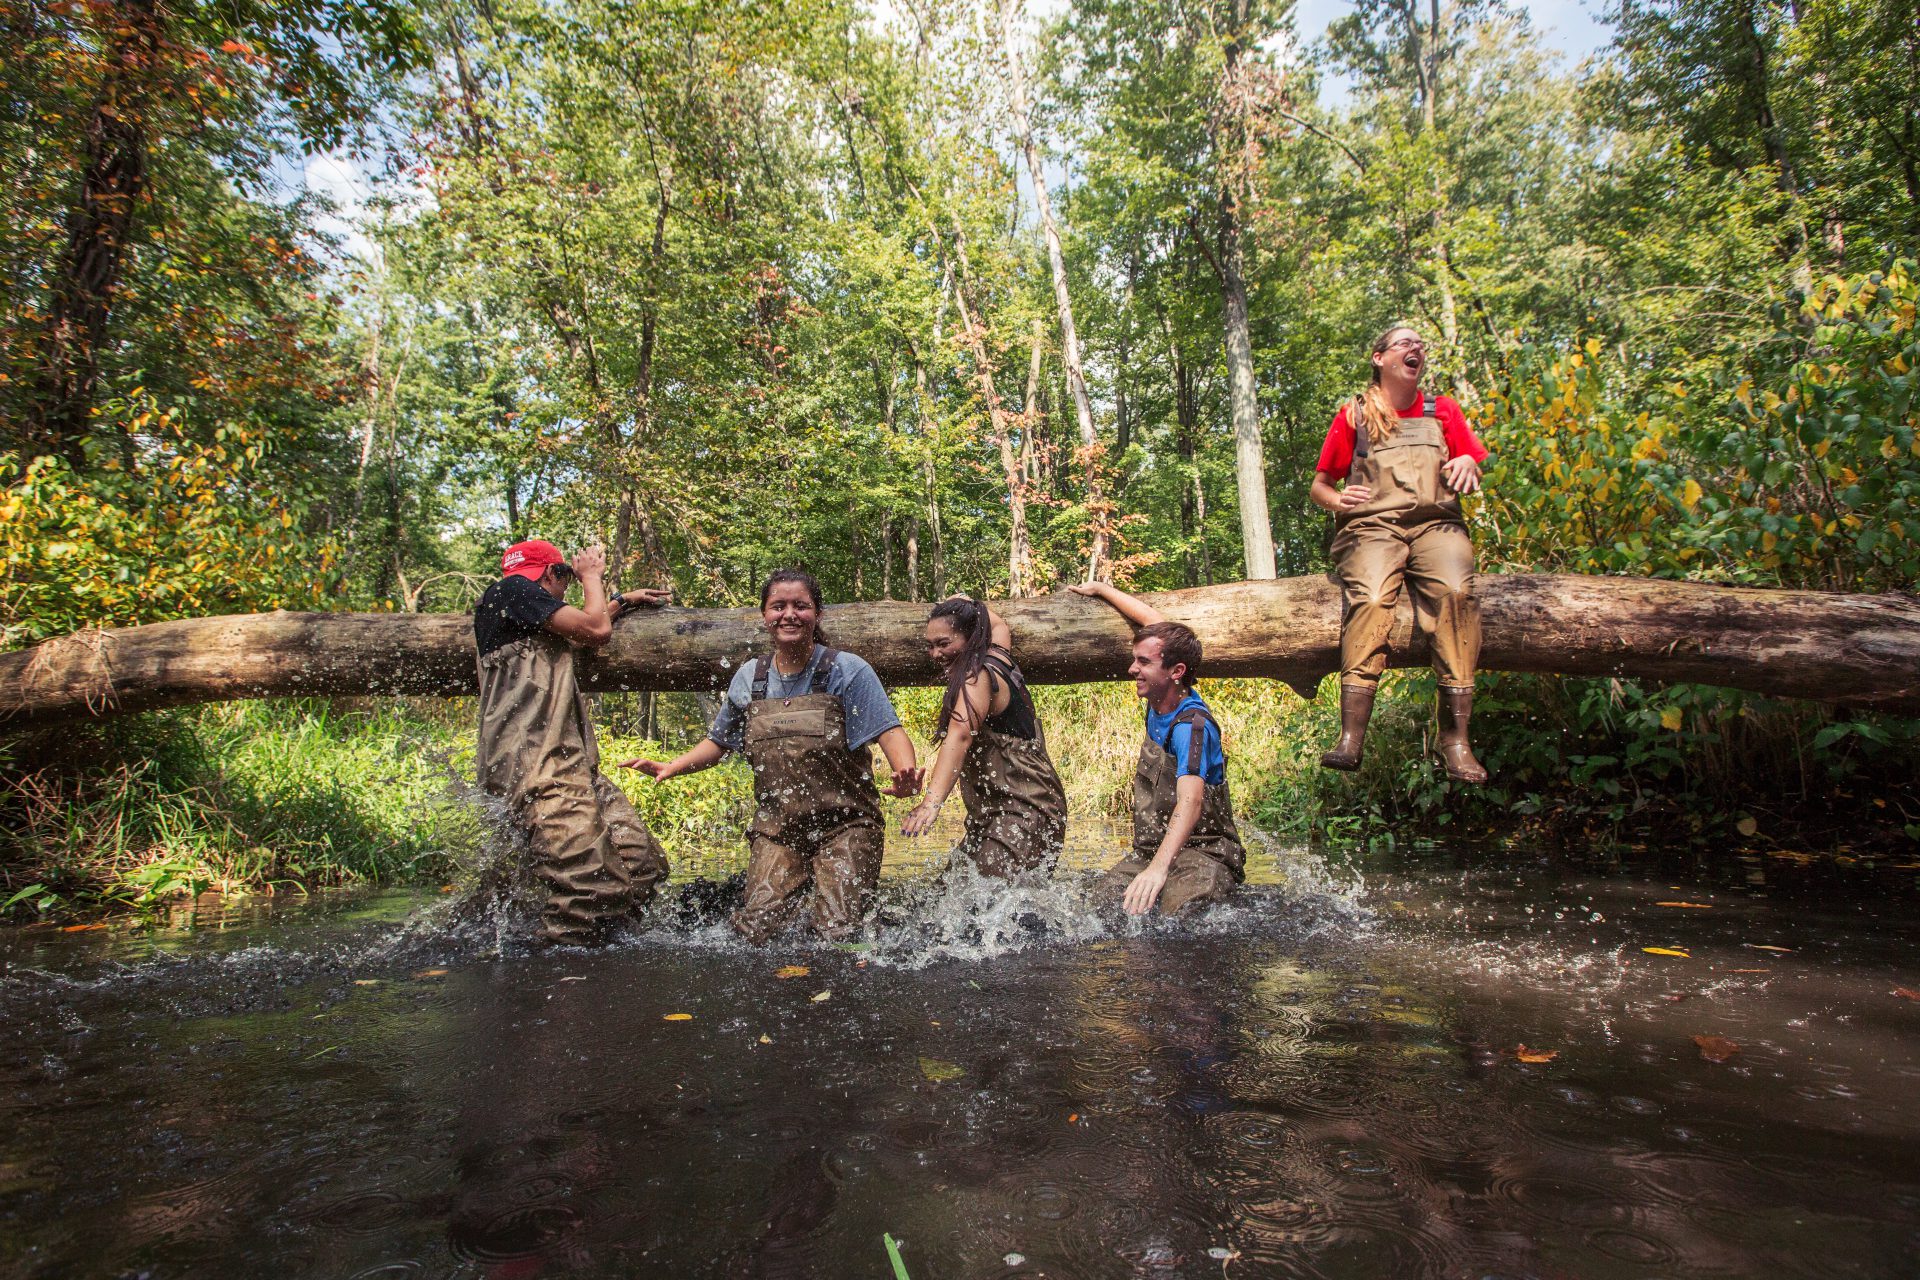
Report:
6,577,1918,727
1216,0,1277,580
998,0,1109,582
30,0,161,462
945,219,1033,597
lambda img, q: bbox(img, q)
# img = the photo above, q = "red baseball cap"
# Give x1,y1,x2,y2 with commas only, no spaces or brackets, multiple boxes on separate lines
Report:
501,539,568,581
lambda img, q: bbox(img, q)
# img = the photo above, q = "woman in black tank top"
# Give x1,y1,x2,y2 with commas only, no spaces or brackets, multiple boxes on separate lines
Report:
903,595,1068,879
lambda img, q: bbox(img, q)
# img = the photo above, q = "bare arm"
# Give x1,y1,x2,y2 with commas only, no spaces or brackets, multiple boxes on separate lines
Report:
1066,580,1164,628
620,737,725,780
873,726,921,798
901,670,991,836
1121,774,1206,915
543,546,616,647
1310,469,1374,515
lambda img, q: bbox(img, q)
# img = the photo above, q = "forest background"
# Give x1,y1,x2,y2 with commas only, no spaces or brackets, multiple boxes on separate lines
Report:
2,0,1918,912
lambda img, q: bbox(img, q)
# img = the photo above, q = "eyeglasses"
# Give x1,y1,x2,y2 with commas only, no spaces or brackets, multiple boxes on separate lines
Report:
1385,337,1427,351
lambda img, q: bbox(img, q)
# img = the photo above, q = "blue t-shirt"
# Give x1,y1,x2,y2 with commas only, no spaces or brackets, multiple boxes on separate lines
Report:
708,644,903,753
1146,691,1227,786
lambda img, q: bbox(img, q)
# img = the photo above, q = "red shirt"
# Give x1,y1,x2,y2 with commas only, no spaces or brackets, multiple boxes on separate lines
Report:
1314,393,1488,482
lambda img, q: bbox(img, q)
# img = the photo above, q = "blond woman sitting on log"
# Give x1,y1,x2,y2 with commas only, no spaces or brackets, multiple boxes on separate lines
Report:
1308,324,1491,784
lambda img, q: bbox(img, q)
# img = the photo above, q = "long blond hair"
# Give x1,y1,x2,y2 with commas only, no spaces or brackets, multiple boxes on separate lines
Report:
1352,325,1420,445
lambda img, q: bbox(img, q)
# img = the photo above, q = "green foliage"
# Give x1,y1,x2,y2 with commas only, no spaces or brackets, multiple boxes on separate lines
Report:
1481,263,1920,589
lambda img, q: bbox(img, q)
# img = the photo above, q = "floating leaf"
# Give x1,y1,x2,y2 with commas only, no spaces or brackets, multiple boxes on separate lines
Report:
1512,1045,1559,1063
1735,817,1758,837
811,990,832,1003
1067,1113,1079,1123
919,1057,963,1083
1893,988,1919,1001
558,976,586,983
1693,1034,1739,1063
60,923,108,932
774,965,810,979
662,1012,693,1022
883,1232,910,1280
1656,902,1713,909
1729,968,1770,973
758,1034,772,1044
412,968,448,978
1744,944,1793,953
1642,947,1692,958
352,979,380,986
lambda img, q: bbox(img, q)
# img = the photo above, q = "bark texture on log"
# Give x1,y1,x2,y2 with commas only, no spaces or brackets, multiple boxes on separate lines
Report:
3,575,1918,730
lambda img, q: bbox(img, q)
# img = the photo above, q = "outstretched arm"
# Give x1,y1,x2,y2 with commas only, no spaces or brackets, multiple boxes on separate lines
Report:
1123,775,1205,914
901,669,990,836
620,737,725,780
1066,581,1164,628
873,726,922,798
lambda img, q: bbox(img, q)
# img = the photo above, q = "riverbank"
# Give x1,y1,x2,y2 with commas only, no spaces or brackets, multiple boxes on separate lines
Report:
2,676,1915,917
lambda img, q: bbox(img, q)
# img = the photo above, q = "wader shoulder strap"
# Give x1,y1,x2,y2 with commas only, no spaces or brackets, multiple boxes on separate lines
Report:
1353,400,1370,459
811,648,840,694
1423,393,1437,417
1173,706,1218,775
751,657,772,701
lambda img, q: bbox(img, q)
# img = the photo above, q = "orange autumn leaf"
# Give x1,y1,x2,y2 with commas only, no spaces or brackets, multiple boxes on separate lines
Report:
662,1013,693,1022
1512,1045,1558,1063
1642,947,1692,958
412,968,447,978
1693,1034,1739,1063
60,923,109,932
1893,988,1920,1001
774,965,810,979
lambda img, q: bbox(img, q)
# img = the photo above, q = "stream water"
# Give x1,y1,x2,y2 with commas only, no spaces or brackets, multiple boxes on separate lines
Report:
3,828,1918,1278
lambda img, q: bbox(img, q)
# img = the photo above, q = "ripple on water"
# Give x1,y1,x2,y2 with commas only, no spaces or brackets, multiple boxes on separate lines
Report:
445,1202,582,1265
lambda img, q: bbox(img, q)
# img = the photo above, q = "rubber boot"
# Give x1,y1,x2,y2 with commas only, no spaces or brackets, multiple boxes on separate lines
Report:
1319,684,1376,772
1437,686,1489,784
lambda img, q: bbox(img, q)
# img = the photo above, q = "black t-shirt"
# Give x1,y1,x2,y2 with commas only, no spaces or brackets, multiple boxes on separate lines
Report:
473,575,565,657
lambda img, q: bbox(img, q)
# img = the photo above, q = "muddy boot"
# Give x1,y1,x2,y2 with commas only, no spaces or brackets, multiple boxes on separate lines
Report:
1319,684,1376,772
1437,686,1489,784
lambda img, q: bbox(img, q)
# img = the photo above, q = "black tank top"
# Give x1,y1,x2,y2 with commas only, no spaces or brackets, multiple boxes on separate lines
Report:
981,649,1040,740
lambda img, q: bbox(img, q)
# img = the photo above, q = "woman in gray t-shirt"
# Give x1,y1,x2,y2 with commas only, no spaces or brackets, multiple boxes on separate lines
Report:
621,569,920,942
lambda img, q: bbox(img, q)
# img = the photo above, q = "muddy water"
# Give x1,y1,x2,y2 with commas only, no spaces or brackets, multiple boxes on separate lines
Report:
3,831,1919,1279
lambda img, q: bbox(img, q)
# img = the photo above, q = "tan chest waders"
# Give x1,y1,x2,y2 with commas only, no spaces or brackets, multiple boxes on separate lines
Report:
732,649,886,944
1099,704,1245,916
1329,395,1482,691
477,629,667,945
950,654,1067,880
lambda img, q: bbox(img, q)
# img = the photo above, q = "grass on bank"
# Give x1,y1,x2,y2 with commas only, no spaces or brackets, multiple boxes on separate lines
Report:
2,674,1917,917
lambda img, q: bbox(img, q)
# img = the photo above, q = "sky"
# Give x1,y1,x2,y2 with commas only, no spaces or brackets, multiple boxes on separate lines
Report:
297,0,1618,266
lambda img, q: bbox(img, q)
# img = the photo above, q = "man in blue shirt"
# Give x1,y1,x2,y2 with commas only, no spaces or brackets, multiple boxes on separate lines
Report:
1069,583,1247,915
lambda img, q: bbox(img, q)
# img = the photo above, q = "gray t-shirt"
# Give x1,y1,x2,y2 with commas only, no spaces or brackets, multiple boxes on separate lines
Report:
707,644,903,753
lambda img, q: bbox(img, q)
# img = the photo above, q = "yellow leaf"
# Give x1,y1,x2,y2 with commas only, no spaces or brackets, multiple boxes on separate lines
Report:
811,990,832,1003
1883,435,1901,460
758,1033,772,1043
1680,478,1703,511
663,1012,693,1022
919,1057,964,1083
412,968,447,978
1660,706,1684,731
774,965,810,979
1642,947,1692,958
1656,901,1713,909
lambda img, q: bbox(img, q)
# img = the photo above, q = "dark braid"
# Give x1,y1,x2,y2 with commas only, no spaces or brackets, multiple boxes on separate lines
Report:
930,595,994,737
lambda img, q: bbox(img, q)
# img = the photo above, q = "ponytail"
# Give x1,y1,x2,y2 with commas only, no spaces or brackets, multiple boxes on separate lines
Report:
930,596,994,737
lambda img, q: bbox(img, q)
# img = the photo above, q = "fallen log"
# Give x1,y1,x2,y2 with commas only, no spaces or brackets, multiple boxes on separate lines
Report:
2,574,1917,730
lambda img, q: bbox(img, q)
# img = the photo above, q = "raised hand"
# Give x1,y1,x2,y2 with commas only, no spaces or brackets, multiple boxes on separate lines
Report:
618,757,671,779
572,545,608,579
879,764,923,798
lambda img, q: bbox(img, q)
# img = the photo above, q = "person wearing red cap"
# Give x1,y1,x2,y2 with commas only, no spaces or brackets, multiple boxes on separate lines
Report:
473,539,672,946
